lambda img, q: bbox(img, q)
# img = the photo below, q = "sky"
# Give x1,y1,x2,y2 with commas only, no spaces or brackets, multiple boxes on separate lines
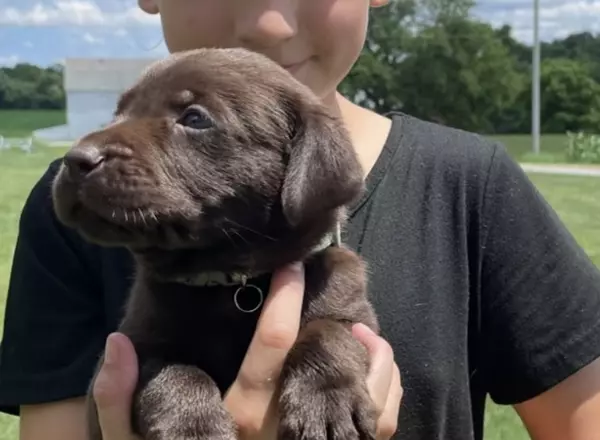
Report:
1,0,600,67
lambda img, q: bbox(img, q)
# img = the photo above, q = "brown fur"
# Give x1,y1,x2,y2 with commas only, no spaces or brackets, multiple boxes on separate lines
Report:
51,47,379,440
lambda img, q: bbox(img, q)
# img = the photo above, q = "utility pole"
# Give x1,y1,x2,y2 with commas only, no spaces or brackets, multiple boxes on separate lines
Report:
532,0,541,154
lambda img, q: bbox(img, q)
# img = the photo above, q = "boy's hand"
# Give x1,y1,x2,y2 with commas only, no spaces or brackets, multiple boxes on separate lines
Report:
92,262,402,440
92,332,141,440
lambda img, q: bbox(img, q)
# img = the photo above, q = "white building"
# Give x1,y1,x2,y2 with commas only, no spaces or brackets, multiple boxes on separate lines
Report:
34,57,159,143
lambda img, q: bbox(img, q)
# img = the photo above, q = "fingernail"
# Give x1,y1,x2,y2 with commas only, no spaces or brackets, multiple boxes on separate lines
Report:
353,322,376,336
104,334,119,365
288,261,303,273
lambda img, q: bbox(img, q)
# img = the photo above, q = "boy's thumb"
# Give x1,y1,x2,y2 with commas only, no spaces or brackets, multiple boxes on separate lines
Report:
92,332,139,440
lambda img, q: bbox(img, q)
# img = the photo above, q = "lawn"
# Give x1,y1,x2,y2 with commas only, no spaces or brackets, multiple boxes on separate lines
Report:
0,110,66,138
482,172,600,440
0,141,598,440
0,146,68,440
491,133,569,163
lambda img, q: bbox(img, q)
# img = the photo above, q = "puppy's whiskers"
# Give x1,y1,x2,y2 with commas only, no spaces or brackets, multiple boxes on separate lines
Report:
221,228,238,249
106,207,156,228
229,229,249,245
223,218,275,241
139,209,148,227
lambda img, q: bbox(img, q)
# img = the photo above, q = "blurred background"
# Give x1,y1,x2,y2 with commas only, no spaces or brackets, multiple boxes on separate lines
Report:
1,1,599,439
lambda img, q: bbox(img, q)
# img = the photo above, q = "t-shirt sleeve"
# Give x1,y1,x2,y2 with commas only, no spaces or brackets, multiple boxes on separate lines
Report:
478,144,600,405
0,161,107,415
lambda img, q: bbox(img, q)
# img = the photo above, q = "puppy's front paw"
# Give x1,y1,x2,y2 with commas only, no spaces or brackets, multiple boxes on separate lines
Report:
278,377,377,440
149,401,237,440
133,362,237,440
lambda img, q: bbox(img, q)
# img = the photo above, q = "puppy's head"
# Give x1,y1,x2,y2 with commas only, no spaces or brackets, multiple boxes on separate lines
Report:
52,48,364,271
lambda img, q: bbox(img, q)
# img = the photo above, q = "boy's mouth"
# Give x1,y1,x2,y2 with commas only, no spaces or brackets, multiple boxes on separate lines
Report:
282,58,309,74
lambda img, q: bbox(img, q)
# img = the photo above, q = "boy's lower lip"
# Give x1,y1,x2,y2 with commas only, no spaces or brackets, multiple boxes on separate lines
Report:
283,59,308,73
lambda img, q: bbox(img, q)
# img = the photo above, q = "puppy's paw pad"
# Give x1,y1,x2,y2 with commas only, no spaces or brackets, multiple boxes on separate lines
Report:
149,428,236,440
203,434,237,440
144,411,237,440
278,384,377,440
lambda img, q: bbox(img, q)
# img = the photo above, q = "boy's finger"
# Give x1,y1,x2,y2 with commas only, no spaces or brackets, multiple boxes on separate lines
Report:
225,262,304,431
93,332,139,440
352,323,395,416
377,363,402,440
233,261,305,393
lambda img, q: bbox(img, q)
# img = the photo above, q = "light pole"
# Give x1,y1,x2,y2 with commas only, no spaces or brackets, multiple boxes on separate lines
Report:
532,0,541,154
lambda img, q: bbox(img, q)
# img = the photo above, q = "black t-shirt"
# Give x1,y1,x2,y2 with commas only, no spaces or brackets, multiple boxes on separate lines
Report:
1,113,600,440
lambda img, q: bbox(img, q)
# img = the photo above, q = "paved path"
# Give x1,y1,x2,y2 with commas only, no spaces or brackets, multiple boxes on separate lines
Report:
521,163,600,177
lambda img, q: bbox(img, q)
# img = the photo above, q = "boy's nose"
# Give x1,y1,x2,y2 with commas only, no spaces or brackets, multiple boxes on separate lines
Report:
235,5,297,49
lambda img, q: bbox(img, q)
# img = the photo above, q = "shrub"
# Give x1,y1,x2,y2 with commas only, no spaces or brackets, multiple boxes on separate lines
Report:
565,131,600,164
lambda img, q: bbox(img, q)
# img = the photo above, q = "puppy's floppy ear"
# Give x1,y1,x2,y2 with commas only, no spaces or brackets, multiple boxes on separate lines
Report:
281,104,364,227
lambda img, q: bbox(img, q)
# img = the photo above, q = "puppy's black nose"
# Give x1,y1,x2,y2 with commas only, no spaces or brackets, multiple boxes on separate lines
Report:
63,145,104,180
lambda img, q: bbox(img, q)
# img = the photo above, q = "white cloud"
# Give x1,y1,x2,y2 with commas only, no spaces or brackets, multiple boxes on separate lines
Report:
474,0,600,43
0,1,160,27
114,28,128,37
0,54,20,66
83,32,104,44
1,0,599,44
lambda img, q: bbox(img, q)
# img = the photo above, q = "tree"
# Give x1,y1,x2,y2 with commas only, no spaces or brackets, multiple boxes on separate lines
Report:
494,24,531,70
542,32,600,83
340,0,478,114
341,0,529,133
0,63,65,109
538,58,600,133
397,17,527,133
339,0,416,112
416,0,474,25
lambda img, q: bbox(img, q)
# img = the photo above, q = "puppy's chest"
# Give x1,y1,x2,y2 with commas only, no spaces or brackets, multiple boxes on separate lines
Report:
120,276,268,391
121,270,335,393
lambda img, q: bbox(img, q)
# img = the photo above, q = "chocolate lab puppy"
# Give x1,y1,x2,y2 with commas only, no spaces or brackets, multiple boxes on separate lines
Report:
51,47,380,440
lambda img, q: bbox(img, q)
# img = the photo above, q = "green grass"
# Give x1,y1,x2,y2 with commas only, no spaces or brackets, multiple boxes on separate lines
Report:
482,172,600,440
489,133,569,163
0,110,66,138
0,147,69,324
0,146,68,440
0,142,599,440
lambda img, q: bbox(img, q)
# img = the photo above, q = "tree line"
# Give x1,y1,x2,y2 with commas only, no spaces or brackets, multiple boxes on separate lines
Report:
339,0,600,134
2,0,600,134
0,63,65,110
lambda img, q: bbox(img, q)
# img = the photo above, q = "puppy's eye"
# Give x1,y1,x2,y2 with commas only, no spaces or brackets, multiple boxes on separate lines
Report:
178,107,213,130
